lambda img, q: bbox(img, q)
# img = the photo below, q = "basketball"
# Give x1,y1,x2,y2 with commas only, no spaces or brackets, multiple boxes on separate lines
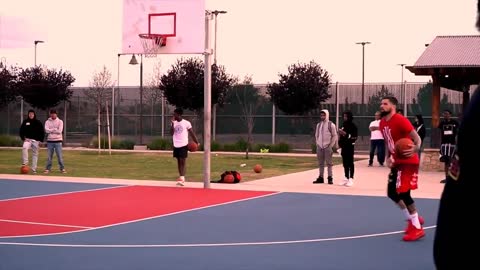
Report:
20,165,29,174
395,138,413,158
223,174,235,183
187,142,198,152
253,164,262,173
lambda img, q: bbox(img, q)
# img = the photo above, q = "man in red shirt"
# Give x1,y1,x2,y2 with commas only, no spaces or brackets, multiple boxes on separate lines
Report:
379,96,425,241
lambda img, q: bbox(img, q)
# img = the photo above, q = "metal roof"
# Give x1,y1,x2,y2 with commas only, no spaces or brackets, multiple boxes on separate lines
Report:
412,35,480,68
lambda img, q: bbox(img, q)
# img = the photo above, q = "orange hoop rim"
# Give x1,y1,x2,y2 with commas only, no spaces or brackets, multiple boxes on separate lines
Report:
139,33,166,39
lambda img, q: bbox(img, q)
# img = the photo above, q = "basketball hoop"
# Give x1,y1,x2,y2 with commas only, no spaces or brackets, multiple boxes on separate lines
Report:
139,34,167,57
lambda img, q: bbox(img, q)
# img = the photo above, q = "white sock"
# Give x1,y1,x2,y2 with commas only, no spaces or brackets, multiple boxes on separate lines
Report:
402,208,411,220
179,176,185,181
410,212,421,229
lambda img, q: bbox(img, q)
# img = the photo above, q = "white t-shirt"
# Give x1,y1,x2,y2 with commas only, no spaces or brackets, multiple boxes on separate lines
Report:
369,119,384,140
172,119,192,148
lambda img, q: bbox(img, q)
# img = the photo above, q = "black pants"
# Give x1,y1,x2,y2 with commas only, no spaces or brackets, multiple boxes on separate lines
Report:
369,139,385,165
341,146,355,179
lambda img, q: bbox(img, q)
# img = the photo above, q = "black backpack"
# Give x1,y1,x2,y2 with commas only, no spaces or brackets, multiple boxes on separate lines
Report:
215,171,242,183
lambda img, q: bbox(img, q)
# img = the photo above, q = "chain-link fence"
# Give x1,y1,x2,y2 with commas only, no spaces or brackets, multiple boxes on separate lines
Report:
1,82,475,151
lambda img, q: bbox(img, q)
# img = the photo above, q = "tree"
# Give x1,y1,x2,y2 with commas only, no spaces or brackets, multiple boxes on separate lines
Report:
227,76,264,159
84,66,114,150
159,57,237,111
0,66,18,109
415,82,451,116
416,82,433,115
16,66,75,111
267,60,331,115
367,85,396,115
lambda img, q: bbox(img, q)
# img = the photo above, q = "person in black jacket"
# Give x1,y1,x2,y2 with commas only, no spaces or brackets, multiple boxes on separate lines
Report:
438,110,459,183
413,114,426,159
338,111,358,187
19,109,45,173
434,1,479,268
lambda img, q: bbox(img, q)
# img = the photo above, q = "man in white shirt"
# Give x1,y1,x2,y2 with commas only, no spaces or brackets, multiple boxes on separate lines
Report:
171,108,199,186
368,111,385,166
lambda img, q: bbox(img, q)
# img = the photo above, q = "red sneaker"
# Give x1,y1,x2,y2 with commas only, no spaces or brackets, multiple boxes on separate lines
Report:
404,216,425,233
403,226,425,241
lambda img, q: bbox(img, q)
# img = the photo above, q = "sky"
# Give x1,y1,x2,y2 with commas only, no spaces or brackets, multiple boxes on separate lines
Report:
0,0,479,87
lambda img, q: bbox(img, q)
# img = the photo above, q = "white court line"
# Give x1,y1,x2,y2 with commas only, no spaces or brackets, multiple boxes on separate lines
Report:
0,191,282,239
0,219,92,229
0,185,129,202
0,225,436,248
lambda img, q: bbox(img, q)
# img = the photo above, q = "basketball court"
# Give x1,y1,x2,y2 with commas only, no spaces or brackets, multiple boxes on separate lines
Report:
0,156,444,269
0,174,440,270
0,0,446,268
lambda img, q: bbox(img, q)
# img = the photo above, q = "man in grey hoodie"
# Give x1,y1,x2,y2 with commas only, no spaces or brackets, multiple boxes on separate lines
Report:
313,109,338,184
44,109,66,173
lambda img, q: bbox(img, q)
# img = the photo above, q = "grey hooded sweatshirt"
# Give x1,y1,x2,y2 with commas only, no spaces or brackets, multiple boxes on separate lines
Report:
315,109,338,149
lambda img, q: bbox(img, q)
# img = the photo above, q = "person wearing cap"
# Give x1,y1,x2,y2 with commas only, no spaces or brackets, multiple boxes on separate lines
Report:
19,109,45,173
44,109,66,173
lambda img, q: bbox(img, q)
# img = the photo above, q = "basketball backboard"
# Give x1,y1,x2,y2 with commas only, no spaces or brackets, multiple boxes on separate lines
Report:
122,0,205,55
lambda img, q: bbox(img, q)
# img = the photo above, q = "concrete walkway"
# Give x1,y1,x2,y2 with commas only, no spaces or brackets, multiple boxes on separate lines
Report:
0,151,445,200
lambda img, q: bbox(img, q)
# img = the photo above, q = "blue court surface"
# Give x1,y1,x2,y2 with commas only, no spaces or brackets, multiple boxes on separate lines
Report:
0,178,439,270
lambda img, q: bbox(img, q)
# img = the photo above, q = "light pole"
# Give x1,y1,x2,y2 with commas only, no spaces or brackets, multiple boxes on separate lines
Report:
398,63,407,115
212,10,227,65
34,40,44,66
23,40,45,123
113,54,120,138
356,41,371,105
211,10,226,142
129,54,144,145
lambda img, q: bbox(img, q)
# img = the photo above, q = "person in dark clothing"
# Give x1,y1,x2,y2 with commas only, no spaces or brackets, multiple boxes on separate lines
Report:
413,114,426,159
434,1,479,267
338,111,357,187
19,109,45,173
438,110,459,183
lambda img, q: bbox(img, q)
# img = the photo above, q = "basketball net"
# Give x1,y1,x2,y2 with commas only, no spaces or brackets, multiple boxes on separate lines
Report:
139,34,166,58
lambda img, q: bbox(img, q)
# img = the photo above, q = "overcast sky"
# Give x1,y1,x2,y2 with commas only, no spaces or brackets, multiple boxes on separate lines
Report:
1,0,478,87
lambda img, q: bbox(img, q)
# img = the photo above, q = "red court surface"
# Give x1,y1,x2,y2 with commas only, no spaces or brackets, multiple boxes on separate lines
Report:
0,185,276,237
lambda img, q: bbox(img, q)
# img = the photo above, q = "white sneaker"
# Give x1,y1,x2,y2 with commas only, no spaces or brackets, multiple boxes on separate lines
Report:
345,179,354,187
176,178,185,186
339,178,349,186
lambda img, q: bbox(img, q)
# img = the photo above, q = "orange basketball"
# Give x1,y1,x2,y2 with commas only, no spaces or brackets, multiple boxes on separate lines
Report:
253,164,262,173
20,165,29,174
395,138,413,158
187,142,198,152
224,174,235,183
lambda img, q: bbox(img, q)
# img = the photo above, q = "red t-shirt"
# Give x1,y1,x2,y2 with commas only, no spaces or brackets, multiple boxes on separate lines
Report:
380,113,420,165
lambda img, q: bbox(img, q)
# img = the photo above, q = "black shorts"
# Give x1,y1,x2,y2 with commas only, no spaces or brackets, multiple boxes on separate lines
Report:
440,144,455,163
173,146,188,159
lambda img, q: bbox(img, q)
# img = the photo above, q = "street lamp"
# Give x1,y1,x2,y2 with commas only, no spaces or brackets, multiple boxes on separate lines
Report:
355,41,371,105
211,10,226,142
22,40,45,123
398,63,407,115
34,40,44,66
129,54,144,145
211,10,227,65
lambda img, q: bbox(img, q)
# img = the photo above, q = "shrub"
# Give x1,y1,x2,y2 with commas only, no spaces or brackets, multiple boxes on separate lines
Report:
91,137,135,150
270,142,291,153
148,138,172,150
0,135,23,147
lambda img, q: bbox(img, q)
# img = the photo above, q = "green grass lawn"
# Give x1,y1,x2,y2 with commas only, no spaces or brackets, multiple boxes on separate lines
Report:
0,149,345,182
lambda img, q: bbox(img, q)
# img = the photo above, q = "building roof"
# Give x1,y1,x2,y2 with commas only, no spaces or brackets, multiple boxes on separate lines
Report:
406,35,480,88
411,35,480,68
